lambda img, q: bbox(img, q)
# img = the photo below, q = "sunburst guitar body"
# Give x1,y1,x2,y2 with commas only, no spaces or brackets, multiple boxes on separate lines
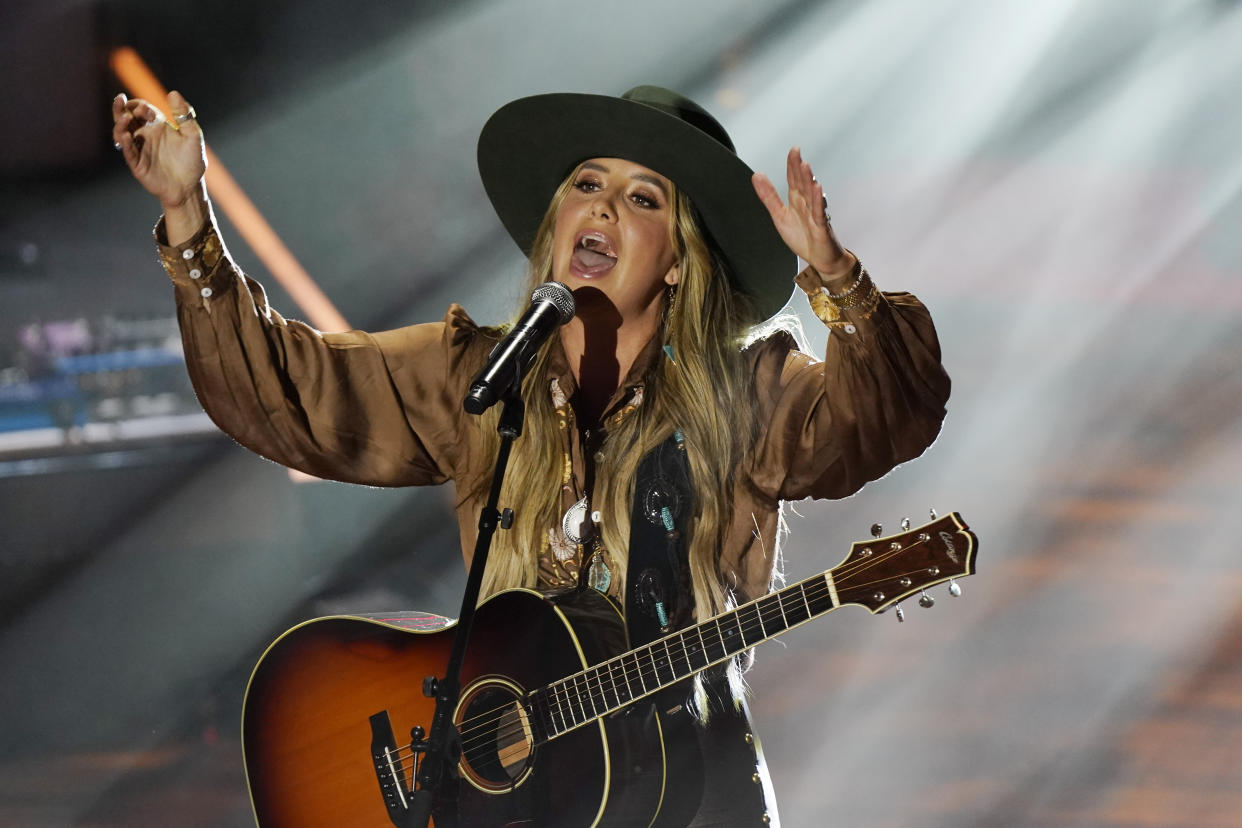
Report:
244,588,669,827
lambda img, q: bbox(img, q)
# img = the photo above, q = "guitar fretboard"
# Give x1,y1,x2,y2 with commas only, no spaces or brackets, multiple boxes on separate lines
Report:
524,570,839,742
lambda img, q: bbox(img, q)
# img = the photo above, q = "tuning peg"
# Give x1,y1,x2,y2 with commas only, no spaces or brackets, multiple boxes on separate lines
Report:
948,579,962,597
919,590,935,608
901,517,911,531
871,523,883,538
894,603,905,623
929,507,938,520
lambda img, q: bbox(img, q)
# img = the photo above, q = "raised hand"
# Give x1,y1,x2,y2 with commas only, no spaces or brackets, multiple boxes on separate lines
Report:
112,90,206,211
752,147,855,281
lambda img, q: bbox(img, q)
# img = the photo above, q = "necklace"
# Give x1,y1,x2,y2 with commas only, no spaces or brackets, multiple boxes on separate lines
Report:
587,548,612,593
558,496,589,558
561,495,612,593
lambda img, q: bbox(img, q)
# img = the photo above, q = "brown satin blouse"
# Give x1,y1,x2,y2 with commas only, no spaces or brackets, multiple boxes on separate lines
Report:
155,216,950,606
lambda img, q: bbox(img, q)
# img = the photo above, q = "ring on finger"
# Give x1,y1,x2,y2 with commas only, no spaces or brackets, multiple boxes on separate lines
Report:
174,106,197,124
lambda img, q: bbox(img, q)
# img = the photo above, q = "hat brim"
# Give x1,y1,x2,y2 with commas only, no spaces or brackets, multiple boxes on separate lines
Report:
477,92,795,322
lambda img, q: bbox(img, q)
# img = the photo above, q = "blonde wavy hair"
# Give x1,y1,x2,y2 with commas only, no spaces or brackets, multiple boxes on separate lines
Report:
472,165,762,712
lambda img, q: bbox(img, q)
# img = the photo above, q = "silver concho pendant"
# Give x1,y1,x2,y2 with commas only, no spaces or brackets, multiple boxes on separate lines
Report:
561,496,589,547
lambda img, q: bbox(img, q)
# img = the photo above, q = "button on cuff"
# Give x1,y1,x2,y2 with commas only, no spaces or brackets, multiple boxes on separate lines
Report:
200,286,213,298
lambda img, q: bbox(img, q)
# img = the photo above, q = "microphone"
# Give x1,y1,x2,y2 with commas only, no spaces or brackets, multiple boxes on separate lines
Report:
464,282,575,415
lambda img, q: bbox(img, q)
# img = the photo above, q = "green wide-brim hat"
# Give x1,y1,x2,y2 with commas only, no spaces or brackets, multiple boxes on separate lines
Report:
477,85,796,322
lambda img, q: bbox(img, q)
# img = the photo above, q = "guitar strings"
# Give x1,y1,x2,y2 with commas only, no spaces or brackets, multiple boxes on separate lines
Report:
395,554,852,774
390,534,951,774
505,534,940,735
392,534,950,770
505,536,934,766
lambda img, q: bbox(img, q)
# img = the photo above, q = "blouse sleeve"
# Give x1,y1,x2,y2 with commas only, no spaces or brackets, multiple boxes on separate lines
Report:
155,215,487,487
745,265,951,502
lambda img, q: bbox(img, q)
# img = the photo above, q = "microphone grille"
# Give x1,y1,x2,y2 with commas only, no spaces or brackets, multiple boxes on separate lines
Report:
532,282,575,325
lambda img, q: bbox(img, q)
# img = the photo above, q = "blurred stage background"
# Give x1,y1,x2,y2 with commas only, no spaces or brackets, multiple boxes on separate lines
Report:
2,0,1241,825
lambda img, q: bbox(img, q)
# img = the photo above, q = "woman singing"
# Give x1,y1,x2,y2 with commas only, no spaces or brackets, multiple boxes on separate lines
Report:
112,84,949,826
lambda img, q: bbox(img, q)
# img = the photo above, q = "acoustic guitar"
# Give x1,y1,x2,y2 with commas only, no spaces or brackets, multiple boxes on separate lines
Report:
242,512,976,827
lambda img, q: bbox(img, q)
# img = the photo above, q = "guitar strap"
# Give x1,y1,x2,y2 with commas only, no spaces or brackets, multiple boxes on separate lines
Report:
624,430,694,647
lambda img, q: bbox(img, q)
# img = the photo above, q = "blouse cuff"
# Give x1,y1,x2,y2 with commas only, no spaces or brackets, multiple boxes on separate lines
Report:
794,258,883,339
154,215,230,304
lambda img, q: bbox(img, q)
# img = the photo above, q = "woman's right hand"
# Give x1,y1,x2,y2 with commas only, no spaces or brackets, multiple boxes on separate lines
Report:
111,90,206,211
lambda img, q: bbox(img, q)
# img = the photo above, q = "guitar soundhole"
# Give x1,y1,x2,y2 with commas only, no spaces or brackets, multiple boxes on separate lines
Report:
456,679,534,792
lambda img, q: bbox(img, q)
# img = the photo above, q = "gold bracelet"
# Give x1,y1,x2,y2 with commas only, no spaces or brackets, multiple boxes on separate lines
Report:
824,258,864,300
827,267,877,311
796,258,881,323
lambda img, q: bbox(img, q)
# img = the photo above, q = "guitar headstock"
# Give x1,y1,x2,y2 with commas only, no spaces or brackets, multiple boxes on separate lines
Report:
831,512,977,614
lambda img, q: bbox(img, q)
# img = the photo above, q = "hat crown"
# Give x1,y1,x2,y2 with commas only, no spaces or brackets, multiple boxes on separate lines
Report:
620,85,736,153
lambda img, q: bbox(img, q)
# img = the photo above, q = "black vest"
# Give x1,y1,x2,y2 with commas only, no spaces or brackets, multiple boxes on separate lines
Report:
624,432,693,647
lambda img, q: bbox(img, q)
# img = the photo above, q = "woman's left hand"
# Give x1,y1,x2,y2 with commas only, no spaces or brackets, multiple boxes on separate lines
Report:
753,148,855,280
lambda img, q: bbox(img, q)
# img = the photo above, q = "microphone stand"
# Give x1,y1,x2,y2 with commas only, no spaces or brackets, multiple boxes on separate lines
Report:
404,375,526,828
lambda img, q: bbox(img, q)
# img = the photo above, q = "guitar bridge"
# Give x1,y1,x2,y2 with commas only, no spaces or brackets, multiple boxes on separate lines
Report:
370,711,412,826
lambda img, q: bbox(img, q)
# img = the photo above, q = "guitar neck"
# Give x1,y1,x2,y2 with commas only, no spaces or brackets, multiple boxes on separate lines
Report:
523,511,975,744
527,570,834,742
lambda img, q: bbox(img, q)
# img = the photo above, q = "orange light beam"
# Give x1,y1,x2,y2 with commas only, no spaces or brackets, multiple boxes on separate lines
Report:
109,46,350,334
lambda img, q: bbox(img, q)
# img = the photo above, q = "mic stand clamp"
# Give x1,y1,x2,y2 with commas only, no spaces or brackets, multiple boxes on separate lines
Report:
405,377,526,828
